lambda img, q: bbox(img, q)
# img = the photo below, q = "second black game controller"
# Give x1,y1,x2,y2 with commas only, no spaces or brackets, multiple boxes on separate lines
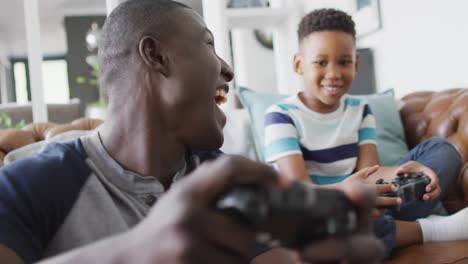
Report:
215,181,358,249
375,171,430,209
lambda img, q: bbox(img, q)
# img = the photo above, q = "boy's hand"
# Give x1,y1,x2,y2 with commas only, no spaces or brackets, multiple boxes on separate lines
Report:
372,184,401,218
341,166,402,217
396,161,441,201
342,165,380,185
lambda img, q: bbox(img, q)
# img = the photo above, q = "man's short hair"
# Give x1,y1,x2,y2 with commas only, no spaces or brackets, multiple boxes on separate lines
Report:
297,8,356,43
98,0,189,98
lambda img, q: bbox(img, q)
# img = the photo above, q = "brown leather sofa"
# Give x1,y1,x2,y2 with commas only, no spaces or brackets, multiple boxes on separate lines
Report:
0,118,103,166
0,89,467,263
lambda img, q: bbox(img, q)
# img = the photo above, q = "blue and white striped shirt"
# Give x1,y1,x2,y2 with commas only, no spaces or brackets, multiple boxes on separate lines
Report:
264,93,377,185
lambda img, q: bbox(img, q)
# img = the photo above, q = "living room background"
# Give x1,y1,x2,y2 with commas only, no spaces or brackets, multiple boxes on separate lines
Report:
0,0,467,107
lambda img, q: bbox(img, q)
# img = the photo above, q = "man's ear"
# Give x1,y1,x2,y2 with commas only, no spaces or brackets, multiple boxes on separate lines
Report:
138,36,170,77
293,53,303,75
355,52,360,74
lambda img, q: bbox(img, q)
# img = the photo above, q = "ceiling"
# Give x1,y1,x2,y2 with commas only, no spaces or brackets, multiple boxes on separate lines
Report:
0,0,203,58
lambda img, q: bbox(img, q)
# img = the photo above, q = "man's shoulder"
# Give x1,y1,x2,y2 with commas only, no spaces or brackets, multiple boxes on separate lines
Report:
0,138,94,263
0,138,93,203
0,138,90,178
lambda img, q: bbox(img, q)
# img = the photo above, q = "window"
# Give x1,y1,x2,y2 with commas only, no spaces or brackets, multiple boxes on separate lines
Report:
13,62,28,104
12,57,70,104
42,60,70,103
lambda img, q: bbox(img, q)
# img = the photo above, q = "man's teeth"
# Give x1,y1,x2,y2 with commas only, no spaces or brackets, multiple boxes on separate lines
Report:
215,89,228,105
216,89,227,97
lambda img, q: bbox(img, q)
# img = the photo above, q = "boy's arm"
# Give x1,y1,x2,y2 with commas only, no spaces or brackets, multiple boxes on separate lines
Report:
275,155,344,189
356,102,379,171
356,144,379,171
264,105,310,183
275,154,311,183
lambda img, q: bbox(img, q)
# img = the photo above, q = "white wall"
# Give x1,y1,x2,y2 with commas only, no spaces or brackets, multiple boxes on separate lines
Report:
357,0,468,97
303,0,351,13
6,17,67,57
0,38,8,66
231,29,277,93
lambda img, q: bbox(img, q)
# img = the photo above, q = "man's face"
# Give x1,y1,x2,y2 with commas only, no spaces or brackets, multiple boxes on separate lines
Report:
158,8,234,150
294,31,358,113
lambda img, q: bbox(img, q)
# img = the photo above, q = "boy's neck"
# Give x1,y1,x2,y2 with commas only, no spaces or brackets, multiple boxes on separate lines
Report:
298,92,342,114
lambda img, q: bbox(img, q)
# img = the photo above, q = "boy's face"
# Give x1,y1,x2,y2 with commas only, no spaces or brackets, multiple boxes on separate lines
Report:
294,31,358,113
158,8,234,150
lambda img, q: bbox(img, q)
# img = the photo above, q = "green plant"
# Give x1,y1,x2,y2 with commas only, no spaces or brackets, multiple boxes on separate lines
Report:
76,55,106,105
76,59,99,86
0,112,26,129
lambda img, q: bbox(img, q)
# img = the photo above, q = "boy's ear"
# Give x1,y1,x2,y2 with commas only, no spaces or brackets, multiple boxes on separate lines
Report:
355,52,360,74
138,36,170,77
293,53,303,75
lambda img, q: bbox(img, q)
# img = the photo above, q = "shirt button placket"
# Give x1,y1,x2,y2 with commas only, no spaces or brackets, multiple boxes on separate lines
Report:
145,195,157,207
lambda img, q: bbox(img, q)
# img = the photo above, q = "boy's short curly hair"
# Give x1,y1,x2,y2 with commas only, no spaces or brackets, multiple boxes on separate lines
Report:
297,8,356,42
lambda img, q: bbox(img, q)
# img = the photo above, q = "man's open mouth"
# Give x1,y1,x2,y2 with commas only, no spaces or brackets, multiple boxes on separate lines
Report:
215,86,228,105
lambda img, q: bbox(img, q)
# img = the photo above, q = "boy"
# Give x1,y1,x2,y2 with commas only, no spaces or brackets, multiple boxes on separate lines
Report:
0,2,383,264
264,8,467,257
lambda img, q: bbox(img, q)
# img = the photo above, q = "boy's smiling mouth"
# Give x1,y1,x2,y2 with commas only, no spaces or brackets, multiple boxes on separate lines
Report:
321,85,343,96
215,85,228,105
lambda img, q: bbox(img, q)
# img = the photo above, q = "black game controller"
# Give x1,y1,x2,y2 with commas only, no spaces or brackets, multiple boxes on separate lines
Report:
215,181,358,248
375,171,430,209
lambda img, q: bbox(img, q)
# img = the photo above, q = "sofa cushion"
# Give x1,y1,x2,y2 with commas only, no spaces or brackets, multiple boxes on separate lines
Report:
353,90,409,166
237,87,286,161
237,86,408,166
220,109,258,161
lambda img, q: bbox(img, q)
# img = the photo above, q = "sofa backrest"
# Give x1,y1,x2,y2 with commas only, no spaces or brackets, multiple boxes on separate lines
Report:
399,88,468,164
0,99,81,128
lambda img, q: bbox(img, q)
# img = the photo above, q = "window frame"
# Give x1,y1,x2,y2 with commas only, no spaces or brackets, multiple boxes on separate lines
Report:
10,55,67,103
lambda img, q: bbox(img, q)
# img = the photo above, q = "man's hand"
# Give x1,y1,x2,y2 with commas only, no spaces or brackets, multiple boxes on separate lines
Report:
129,155,281,264
396,161,441,201
299,183,384,263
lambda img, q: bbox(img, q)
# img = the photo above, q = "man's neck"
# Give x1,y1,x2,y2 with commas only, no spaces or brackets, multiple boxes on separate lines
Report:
100,103,186,190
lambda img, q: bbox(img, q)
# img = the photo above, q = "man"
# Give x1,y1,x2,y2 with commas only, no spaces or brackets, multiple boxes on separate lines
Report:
0,1,383,263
